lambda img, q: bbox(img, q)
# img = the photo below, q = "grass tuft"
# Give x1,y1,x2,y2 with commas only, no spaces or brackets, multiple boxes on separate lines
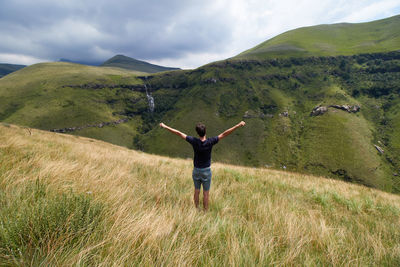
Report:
0,178,104,265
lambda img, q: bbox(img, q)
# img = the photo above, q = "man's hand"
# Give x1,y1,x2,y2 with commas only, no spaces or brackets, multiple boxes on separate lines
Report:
218,121,246,140
159,122,187,139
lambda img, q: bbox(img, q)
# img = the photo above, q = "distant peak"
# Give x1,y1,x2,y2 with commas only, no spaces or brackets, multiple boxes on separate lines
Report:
101,55,180,73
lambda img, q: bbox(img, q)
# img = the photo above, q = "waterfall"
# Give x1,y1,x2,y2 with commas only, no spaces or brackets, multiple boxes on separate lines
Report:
143,78,155,112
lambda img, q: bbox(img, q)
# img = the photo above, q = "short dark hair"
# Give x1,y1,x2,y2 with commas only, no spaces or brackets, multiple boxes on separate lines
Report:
195,123,206,137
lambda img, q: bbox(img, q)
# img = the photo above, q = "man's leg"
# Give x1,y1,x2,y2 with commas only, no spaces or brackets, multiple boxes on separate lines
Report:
203,190,209,211
194,188,200,208
193,168,201,209
202,168,211,211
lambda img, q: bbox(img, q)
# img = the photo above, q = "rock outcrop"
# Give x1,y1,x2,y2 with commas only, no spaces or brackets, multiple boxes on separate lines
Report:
329,104,360,113
279,111,289,117
310,104,361,116
310,106,328,116
63,83,146,92
243,110,274,119
50,118,130,133
203,78,217,84
374,145,384,154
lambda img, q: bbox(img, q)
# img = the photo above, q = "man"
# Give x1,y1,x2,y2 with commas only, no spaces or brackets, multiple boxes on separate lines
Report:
159,121,246,210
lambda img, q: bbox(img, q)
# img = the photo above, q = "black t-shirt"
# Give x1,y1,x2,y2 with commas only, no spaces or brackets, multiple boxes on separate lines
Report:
186,136,219,168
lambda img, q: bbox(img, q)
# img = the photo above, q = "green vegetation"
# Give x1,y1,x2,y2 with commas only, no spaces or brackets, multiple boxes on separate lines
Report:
141,52,400,193
0,62,150,148
0,131,105,265
101,54,180,73
1,53,400,193
1,124,399,265
1,14,399,265
237,15,400,59
0,63,25,78
1,15,400,193
0,181,104,265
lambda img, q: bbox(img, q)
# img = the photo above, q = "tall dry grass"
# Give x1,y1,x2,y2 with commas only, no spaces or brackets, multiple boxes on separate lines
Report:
1,123,399,266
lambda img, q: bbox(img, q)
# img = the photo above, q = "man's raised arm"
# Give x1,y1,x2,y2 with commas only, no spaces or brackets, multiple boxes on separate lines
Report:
159,123,187,140
218,121,245,140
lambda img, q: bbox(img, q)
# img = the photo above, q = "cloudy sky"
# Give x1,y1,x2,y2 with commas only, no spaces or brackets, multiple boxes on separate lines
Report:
0,0,399,69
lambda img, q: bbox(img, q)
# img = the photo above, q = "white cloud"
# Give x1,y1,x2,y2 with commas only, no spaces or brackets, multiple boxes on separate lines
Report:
193,0,343,63
177,0,400,68
0,53,47,65
91,46,114,60
49,20,106,44
338,0,400,22
150,50,235,70
0,0,399,68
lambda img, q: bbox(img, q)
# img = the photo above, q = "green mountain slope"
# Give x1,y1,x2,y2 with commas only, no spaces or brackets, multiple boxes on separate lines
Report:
138,52,400,193
101,54,180,73
237,15,400,59
0,62,153,146
1,53,400,193
1,15,400,193
0,63,26,78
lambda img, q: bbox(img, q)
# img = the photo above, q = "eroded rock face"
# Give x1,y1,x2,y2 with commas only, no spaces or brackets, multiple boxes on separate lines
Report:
50,118,130,133
203,78,217,84
243,110,273,119
310,106,328,116
279,111,289,117
310,104,361,116
330,104,361,113
374,145,384,154
63,83,146,92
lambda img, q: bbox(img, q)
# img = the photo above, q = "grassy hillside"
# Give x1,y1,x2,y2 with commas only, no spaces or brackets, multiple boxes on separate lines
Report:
1,15,399,192
1,53,400,193
236,15,400,59
0,62,153,147
1,123,399,265
140,52,400,193
101,55,180,73
0,63,25,78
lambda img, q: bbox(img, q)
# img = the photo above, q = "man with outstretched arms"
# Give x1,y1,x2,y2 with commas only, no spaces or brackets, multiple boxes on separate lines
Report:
159,121,246,211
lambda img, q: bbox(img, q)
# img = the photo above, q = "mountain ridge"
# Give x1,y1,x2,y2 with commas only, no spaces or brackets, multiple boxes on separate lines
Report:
58,58,104,66
236,14,400,59
101,54,180,73
0,63,26,78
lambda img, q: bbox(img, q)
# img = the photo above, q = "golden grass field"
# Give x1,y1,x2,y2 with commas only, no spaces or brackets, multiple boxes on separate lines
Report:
1,123,399,266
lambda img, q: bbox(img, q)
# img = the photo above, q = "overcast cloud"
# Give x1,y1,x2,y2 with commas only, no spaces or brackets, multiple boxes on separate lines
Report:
0,0,399,69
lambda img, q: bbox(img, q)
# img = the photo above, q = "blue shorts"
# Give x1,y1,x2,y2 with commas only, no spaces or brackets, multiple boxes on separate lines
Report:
192,167,212,191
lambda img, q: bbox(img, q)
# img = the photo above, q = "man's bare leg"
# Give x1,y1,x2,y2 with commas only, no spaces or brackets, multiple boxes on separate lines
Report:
194,189,200,208
203,190,209,211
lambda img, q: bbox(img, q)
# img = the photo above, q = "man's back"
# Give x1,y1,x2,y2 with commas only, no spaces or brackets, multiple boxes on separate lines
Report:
186,136,219,168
